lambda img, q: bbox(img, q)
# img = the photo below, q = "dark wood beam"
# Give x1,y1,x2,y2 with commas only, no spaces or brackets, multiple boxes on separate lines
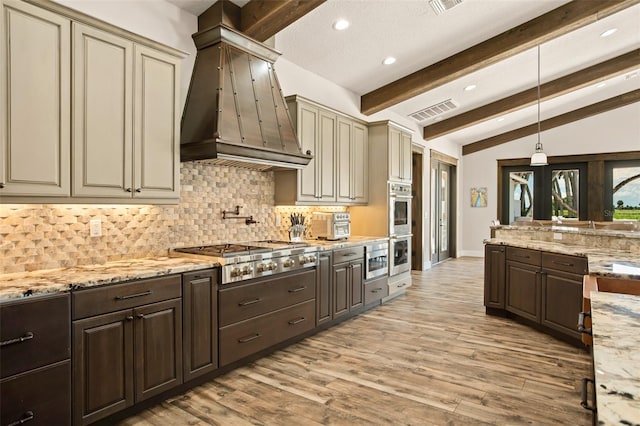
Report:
360,0,640,116
462,89,640,155
241,0,326,42
424,49,640,140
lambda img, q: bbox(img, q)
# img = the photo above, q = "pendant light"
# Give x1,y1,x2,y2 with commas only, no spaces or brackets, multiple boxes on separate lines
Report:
530,45,548,166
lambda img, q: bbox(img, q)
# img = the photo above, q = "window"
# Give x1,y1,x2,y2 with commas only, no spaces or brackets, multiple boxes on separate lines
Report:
501,163,586,224
605,160,640,221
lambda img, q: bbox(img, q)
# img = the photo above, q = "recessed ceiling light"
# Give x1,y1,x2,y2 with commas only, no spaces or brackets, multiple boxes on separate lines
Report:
600,28,618,38
382,57,396,65
596,82,607,88
333,19,350,30
464,84,477,91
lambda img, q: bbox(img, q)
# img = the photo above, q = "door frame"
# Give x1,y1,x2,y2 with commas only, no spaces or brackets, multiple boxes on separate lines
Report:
430,150,457,264
411,148,423,270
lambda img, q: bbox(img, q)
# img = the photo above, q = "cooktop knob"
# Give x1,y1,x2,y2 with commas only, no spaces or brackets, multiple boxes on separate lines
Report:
283,258,295,267
230,267,241,277
269,262,278,270
256,263,266,272
241,266,253,275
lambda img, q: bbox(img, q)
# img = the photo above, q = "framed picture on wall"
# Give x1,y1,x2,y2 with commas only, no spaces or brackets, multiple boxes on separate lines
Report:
471,187,487,207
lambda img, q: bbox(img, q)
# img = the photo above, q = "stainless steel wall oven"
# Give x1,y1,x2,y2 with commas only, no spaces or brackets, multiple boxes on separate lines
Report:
389,236,411,276
389,182,411,237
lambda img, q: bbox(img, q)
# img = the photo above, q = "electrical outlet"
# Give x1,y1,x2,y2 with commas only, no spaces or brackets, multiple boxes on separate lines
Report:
275,215,281,226
553,232,562,240
90,219,102,237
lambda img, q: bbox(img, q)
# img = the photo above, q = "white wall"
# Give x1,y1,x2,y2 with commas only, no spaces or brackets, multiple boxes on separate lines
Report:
459,102,640,257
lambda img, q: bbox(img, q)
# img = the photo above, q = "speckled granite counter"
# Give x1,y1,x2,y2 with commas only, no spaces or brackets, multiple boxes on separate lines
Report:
0,257,219,300
305,235,389,251
591,292,640,425
485,238,640,280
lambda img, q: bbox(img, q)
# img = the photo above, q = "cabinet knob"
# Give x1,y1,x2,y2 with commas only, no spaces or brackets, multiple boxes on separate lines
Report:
137,314,145,319
0,182,4,189
125,188,133,193
125,316,134,321
306,150,312,155
135,188,142,193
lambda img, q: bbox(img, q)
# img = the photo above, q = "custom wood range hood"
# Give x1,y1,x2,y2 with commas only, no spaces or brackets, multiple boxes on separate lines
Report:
180,9,312,170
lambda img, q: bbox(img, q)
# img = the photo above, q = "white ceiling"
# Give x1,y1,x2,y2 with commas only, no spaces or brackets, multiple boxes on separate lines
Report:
166,0,640,147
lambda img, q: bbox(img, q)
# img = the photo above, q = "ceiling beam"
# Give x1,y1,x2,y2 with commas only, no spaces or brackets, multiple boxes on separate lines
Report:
462,89,640,156
241,0,326,42
424,49,640,140
360,0,640,116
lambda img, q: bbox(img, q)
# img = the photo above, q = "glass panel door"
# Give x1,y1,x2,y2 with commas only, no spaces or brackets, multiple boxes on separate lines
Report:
509,171,534,224
431,159,453,263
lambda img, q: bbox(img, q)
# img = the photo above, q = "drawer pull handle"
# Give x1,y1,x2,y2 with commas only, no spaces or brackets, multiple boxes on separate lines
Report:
513,253,530,259
581,378,596,412
342,252,357,256
238,298,262,307
288,317,306,325
238,333,261,343
552,260,574,267
0,332,34,347
371,288,384,293
578,311,592,336
8,411,35,426
397,283,407,288
115,290,152,300
288,286,306,293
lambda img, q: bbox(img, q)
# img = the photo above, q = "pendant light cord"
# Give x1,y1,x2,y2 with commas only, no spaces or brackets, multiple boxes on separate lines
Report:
537,45,541,149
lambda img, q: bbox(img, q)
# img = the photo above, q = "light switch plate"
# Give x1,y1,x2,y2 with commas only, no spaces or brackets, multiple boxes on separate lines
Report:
90,219,102,237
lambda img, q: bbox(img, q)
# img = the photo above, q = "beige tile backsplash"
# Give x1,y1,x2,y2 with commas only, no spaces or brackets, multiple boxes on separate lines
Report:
0,162,345,274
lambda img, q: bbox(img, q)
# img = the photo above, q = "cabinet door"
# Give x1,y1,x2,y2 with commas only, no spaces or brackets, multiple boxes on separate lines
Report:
351,122,368,203
297,103,319,202
388,127,402,181
336,117,352,203
318,110,336,201
72,22,133,197
183,270,218,382
0,361,71,426
133,45,180,199
484,245,506,309
316,253,332,325
0,0,70,196
134,298,182,402
400,131,412,182
73,309,134,426
505,261,541,323
350,261,364,310
333,262,349,319
541,271,583,340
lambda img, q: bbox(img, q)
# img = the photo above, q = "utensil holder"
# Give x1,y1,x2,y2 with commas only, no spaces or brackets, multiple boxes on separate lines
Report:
289,225,306,242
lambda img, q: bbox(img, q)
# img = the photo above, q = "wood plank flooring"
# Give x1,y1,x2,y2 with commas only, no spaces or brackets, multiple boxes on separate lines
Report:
118,257,593,425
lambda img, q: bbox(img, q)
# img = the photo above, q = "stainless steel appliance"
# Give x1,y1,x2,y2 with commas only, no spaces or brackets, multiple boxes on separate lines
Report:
389,183,411,237
174,241,318,284
365,241,388,280
311,212,351,240
389,236,411,276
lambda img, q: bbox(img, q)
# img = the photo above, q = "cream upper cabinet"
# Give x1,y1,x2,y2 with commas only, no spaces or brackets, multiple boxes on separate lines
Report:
368,121,413,184
388,126,412,183
337,118,368,204
72,25,180,199
133,45,180,199
275,97,337,205
0,0,71,196
72,23,133,197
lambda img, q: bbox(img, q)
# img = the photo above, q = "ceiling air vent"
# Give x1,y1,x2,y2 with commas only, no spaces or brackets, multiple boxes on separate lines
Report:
408,99,458,123
429,0,463,15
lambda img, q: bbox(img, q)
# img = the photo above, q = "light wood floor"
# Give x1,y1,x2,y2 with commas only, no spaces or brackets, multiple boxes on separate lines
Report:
118,257,593,425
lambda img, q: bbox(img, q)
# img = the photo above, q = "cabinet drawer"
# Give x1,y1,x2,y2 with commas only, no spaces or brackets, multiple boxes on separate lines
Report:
0,294,70,379
219,300,315,367
219,269,315,327
72,274,181,319
506,247,541,266
364,276,388,305
542,252,588,275
1,361,71,426
333,246,364,264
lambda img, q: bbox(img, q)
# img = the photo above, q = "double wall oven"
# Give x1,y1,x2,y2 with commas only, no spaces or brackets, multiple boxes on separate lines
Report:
389,182,412,276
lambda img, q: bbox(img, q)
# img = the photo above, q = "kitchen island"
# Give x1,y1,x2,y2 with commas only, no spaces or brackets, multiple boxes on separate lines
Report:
590,292,640,424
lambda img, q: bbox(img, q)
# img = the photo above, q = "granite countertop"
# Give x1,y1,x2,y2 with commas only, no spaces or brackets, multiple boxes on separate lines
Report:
0,257,219,300
492,224,640,239
305,235,389,251
485,238,640,280
590,292,640,424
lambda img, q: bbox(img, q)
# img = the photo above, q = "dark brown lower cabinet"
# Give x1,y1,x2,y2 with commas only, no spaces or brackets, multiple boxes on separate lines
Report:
488,244,588,343
505,260,541,323
484,244,505,309
182,269,218,382
332,257,364,320
72,275,183,425
0,361,71,426
316,252,332,325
